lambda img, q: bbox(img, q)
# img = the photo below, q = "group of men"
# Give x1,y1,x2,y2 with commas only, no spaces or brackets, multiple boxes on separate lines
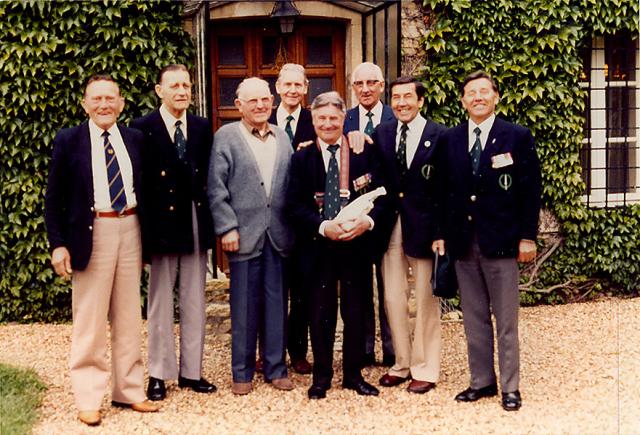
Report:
44,60,541,426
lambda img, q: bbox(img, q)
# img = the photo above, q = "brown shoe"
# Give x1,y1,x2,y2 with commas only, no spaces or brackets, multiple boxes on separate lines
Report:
291,358,312,375
379,373,410,387
407,380,436,394
112,400,159,412
270,377,294,391
78,410,101,426
232,381,253,395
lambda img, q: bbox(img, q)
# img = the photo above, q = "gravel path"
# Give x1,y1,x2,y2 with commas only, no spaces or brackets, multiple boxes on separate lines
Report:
1,298,638,434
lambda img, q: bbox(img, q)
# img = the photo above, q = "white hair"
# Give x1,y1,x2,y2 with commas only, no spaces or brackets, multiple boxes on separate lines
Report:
351,62,384,83
235,77,270,99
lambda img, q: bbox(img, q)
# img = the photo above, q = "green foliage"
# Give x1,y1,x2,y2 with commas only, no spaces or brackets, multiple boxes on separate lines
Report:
0,0,193,321
0,363,47,434
421,0,640,301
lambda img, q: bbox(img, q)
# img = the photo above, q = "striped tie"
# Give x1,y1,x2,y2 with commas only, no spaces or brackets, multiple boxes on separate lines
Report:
102,131,126,212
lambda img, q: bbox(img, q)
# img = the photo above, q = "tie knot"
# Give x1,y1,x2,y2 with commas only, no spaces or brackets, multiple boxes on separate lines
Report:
102,131,110,138
473,127,481,136
327,144,339,155
401,123,409,133
175,120,182,127
286,115,294,122
366,111,373,119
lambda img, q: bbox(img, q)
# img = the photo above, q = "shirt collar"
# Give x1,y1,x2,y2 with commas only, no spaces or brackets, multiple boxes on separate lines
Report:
359,100,383,118
160,104,187,128
277,104,301,121
318,136,343,152
397,113,426,133
88,119,119,138
241,120,274,141
469,113,496,135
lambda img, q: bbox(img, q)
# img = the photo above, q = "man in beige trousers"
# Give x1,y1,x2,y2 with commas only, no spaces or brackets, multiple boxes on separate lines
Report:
44,75,158,426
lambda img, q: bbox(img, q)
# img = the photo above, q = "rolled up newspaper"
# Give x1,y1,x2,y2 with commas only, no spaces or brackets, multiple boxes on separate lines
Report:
335,186,387,230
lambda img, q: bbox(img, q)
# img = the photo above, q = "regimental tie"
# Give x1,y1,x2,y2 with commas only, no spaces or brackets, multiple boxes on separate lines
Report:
470,127,482,176
396,123,409,177
284,115,295,143
102,131,126,213
364,111,375,136
174,120,187,161
324,144,340,219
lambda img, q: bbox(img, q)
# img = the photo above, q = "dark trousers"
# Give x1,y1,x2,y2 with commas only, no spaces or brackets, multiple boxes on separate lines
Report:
286,246,310,361
363,261,394,358
308,242,369,388
229,238,287,382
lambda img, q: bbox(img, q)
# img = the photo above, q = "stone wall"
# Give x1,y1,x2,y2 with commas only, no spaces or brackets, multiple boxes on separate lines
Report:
401,1,430,77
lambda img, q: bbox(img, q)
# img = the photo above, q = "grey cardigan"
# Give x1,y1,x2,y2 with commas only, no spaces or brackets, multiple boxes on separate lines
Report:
208,122,294,262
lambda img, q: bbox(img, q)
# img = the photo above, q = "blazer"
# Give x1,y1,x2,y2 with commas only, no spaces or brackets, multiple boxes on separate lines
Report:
44,121,144,271
286,137,386,262
343,104,396,134
268,106,316,150
373,117,447,259
130,110,214,259
208,122,294,262
438,117,541,259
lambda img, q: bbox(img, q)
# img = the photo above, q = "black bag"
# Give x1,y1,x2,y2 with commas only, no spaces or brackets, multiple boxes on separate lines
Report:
431,251,458,299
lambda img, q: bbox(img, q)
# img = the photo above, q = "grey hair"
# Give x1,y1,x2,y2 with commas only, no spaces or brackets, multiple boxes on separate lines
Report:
277,63,308,85
351,62,384,83
236,77,271,98
310,91,346,114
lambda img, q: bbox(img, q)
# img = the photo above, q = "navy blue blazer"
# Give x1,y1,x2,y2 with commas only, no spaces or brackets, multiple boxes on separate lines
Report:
438,117,541,259
373,117,447,259
343,104,396,134
268,106,316,150
130,110,214,260
44,121,144,271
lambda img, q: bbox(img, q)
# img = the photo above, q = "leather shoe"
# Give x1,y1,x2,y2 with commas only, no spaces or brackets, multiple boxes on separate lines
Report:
454,384,498,402
407,379,435,394
231,381,252,395
178,376,217,393
342,379,379,396
147,377,166,401
291,358,312,374
269,377,294,391
111,400,159,413
307,384,327,400
78,410,101,426
379,373,410,387
381,354,395,367
362,353,376,367
502,390,522,411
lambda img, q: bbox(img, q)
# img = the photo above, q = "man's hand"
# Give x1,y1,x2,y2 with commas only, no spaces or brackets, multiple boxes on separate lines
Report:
432,239,445,256
346,131,372,154
517,239,537,263
338,216,371,241
51,247,72,280
221,230,240,252
323,221,347,241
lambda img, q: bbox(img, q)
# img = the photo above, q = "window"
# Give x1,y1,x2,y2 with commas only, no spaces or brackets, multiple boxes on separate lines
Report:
580,33,639,207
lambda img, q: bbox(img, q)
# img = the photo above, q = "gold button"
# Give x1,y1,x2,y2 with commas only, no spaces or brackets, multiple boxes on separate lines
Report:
169,189,174,193
470,195,477,202
161,171,166,176
468,215,473,221
399,192,404,198
169,206,174,211
107,149,114,155
89,225,93,230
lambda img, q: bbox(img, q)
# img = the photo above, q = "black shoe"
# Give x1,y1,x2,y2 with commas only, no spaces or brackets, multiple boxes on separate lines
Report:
146,377,166,401
381,354,395,367
342,379,379,396
454,384,498,402
362,353,376,367
307,384,327,400
178,376,217,393
502,390,522,411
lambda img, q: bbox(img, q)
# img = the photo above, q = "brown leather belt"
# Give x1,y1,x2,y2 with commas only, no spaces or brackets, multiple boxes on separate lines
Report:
94,207,137,218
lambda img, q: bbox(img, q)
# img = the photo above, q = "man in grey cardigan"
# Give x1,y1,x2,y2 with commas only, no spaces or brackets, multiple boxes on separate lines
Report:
208,77,295,395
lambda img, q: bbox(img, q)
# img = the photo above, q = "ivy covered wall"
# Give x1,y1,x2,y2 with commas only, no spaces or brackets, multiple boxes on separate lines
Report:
420,0,639,303
0,0,193,321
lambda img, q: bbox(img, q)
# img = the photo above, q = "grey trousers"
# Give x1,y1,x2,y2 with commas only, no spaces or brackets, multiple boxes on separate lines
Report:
147,203,207,381
455,238,520,393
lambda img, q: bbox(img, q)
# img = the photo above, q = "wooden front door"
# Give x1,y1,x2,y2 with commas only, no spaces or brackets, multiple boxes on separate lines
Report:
209,19,346,129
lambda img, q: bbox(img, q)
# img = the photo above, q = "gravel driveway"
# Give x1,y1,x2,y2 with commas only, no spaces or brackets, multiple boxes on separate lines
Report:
1,298,638,434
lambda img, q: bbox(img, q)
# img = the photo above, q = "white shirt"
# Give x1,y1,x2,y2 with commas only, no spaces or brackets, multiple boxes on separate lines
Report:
239,122,277,196
396,114,427,167
89,120,136,212
468,113,496,151
276,104,301,137
159,104,188,142
357,100,383,133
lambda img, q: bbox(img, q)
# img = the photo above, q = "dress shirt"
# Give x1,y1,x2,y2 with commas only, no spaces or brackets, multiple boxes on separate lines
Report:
357,100,383,133
159,103,188,141
276,104,301,135
89,120,136,212
396,114,427,168
467,113,496,151
239,121,277,196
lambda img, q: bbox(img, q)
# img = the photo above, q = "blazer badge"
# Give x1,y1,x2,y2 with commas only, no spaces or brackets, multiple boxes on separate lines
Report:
421,164,434,180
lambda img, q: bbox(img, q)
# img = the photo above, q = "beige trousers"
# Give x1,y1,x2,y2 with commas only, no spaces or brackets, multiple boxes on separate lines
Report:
381,218,441,382
69,214,145,411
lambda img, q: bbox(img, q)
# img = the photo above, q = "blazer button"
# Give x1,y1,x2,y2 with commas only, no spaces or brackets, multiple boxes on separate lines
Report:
470,195,477,202
169,206,174,211
88,225,93,231
161,170,166,176
399,192,404,198
197,202,202,207
169,189,174,193
90,206,94,212
467,215,473,221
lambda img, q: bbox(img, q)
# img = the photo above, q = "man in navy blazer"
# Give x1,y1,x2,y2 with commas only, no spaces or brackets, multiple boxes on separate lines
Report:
130,64,216,401
287,91,384,400
373,77,446,394
435,71,541,411
45,75,158,425
343,62,395,367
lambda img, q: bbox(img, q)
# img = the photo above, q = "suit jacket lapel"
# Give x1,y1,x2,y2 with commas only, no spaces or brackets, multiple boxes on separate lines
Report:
481,117,507,172
408,119,438,173
78,122,94,200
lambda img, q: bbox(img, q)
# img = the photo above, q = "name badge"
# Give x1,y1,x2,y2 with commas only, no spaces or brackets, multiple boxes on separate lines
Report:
491,152,514,169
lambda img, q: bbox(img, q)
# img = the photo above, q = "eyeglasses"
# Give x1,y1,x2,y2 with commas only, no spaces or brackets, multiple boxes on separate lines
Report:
352,80,381,89
238,96,272,107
